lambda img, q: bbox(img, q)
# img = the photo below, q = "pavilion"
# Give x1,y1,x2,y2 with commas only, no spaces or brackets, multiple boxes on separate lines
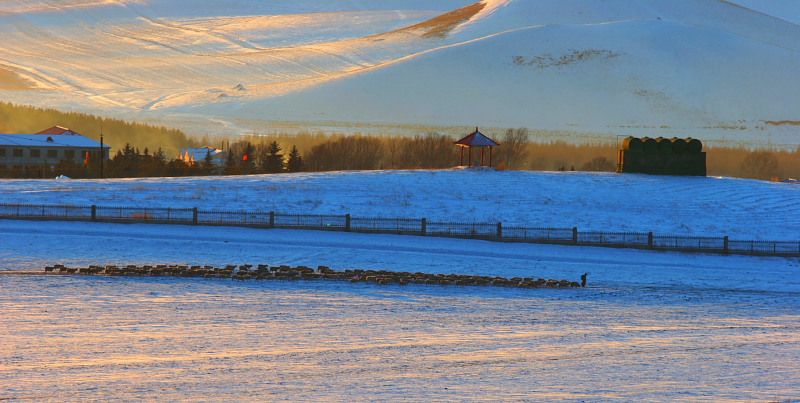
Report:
454,127,499,167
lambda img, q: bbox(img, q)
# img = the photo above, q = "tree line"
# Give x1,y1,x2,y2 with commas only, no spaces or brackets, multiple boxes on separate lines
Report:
2,100,797,180
7,129,798,181
0,101,198,156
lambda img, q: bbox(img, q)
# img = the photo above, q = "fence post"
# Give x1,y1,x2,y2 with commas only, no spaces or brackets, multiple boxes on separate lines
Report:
345,214,351,232
723,236,729,254
192,207,198,225
497,222,502,238
91,205,97,221
572,227,578,245
421,218,427,236
648,232,653,249
269,211,275,228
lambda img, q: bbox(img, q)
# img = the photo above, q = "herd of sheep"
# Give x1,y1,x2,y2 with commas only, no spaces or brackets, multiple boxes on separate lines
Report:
43,263,585,289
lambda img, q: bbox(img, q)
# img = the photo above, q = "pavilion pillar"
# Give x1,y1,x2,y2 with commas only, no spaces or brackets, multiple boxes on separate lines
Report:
460,147,464,166
468,147,472,167
481,147,485,167
489,146,493,168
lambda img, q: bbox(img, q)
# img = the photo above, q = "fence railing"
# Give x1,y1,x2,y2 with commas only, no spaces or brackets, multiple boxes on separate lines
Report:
426,221,498,237
0,203,797,257
503,226,574,244
350,216,422,233
198,210,272,226
95,206,195,223
579,231,650,247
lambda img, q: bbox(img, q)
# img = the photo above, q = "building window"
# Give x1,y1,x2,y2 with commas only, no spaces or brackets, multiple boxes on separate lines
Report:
47,150,58,159
12,149,23,157
64,150,75,160
0,149,5,157
30,149,41,158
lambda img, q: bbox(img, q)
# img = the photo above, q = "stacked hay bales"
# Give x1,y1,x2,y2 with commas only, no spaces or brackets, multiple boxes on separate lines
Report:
617,136,706,176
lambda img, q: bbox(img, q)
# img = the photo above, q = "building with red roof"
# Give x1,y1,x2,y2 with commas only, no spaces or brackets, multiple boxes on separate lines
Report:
0,126,110,176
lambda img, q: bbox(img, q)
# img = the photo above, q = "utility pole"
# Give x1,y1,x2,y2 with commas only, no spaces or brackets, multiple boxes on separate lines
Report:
100,127,104,179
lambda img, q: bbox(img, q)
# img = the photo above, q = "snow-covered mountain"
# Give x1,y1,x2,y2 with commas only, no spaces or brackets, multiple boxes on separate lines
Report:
1,0,799,147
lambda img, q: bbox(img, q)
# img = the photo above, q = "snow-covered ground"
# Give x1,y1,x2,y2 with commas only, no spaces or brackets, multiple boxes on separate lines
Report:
2,0,800,147
1,169,797,240
1,170,798,401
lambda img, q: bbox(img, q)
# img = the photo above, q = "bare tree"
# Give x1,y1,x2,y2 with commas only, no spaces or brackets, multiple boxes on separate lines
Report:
306,135,384,171
382,136,405,169
581,156,615,172
398,133,459,169
495,128,530,169
740,151,780,179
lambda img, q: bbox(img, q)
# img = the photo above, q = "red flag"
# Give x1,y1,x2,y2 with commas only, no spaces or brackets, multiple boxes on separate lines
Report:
84,151,90,165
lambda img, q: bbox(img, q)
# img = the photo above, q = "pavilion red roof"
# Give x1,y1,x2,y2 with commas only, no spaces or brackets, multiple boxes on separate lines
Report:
454,128,499,147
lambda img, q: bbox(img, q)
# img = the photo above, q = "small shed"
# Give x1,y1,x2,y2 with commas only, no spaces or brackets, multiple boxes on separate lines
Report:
454,127,499,167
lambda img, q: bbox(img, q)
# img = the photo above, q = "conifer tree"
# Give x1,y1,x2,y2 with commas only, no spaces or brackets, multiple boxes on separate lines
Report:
224,149,239,175
264,141,285,173
240,141,256,174
202,149,215,175
286,145,304,172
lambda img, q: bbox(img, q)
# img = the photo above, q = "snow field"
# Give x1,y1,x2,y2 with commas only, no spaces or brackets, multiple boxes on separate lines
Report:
0,168,798,401
0,169,797,240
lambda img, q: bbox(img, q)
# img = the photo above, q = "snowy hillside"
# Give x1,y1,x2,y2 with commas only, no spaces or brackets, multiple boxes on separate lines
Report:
1,0,799,147
728,0,800,24
0,169,797,240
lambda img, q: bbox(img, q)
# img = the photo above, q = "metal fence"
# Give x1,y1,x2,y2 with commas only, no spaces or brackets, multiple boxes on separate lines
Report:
653,235,725,252
579,231,650,247
0,203,797,257
274,213,347,230
95,206,194,223
199,210,271,226
350,216,422,233
503,226,574,244
426,221,498,237
0,203,92,219
728,239,800,256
